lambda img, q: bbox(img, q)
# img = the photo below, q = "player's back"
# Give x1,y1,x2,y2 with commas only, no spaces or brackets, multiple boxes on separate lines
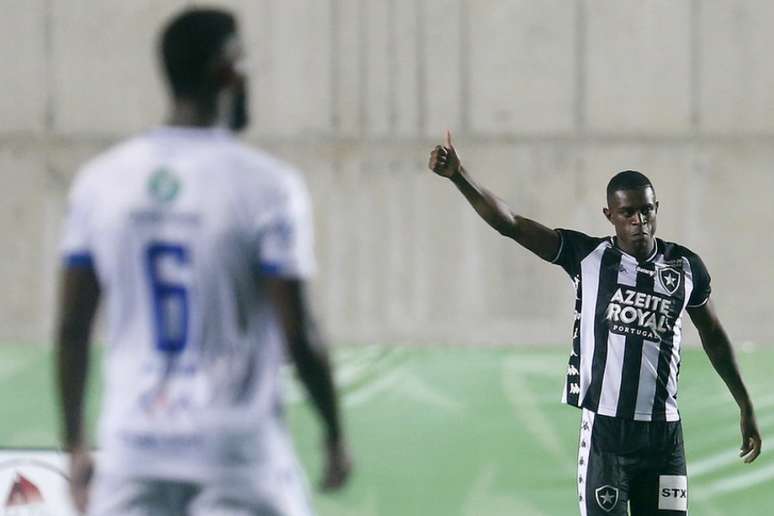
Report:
62,126,314,481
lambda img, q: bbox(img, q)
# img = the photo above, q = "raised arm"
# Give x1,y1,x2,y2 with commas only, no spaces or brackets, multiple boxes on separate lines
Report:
688,299,761,463
428,130,560,261
266,277,352,490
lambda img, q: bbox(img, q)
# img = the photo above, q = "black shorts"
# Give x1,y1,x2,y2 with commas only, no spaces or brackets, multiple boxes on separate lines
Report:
577,409,688,515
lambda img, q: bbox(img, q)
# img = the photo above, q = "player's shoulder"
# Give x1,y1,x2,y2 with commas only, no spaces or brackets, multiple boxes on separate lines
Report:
219,139,307,195
657,238,704,263
69,134,152,194
556,228,610,252
550,228,609,266
557,228,607,244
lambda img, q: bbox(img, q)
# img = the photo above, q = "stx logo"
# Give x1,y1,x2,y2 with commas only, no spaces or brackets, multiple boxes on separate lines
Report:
661,488,687,499
658,475,688,511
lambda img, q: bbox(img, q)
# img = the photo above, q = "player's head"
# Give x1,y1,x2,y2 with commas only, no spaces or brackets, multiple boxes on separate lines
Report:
159,8,248,131
603,170,659,258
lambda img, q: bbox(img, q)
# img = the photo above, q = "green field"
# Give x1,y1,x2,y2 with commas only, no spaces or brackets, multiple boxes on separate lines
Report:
1,344,772,515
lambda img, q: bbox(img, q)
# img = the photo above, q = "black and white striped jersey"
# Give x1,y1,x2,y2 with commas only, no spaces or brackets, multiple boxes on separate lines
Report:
550,229,711,422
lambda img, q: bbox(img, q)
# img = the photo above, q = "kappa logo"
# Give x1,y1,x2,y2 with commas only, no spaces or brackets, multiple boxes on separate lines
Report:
569,383,581,395
595,485,619,512
636,266,656,277
567,365,579,376
657,266,681,295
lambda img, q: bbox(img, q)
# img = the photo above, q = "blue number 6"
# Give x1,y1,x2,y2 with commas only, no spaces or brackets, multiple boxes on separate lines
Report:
145,242,190,353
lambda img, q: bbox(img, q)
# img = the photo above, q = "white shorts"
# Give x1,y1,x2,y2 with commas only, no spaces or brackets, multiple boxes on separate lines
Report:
87,460,314,516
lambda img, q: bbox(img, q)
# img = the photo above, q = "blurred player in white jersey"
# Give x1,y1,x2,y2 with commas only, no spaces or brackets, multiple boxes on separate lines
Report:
55,8,351,515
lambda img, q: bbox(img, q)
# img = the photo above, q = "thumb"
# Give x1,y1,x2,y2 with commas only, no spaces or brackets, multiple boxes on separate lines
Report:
444,129,454,150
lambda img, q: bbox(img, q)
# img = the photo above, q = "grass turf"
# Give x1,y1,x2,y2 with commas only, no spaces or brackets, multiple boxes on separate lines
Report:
0,344,771,515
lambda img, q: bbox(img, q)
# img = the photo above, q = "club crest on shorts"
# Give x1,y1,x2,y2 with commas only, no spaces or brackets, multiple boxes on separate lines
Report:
595,485,619,512
658,266,681,295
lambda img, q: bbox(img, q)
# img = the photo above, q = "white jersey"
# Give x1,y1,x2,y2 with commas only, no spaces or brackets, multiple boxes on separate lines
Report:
60,126,315,481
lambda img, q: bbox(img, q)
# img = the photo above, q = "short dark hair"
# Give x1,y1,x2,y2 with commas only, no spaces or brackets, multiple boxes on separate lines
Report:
606,170,655,199
159,8,237,97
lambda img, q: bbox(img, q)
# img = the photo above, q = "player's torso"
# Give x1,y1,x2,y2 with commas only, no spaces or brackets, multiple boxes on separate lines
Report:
82,129,288,476
566,239,699,421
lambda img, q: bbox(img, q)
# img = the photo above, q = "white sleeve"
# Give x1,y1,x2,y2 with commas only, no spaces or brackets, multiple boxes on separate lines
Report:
256,172,316,279
60,174,95,268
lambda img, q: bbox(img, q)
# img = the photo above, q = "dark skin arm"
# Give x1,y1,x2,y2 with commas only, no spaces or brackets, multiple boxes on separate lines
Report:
428,130,560,261
688,299,762,463
56,266,351,509
266,277,352,490
56,265,100,512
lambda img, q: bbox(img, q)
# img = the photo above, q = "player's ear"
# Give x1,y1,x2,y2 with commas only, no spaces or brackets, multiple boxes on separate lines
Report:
655,200,660,213
603,206,612,223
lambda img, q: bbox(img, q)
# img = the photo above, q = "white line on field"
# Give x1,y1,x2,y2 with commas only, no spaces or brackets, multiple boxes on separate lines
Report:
334,347,407,388
689,434,771,478
336,345,390,369
501,357,571,467
390,370,464,413
501,356,563,376
689,448,744,478
0,355,31,381
693,460,774,501
691,498,726,516
343,366,406,408
463,464,548,516
335,359,378,387
681,384,774,412
688,417,774,475
282,347,400,405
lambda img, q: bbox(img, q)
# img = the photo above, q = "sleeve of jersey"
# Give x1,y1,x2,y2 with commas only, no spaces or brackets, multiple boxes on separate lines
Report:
60,176,95,269
686,254,712,308
547,228,598,277
257,175,316,279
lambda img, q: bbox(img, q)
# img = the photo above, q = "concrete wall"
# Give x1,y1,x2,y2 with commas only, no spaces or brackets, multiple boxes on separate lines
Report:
2,0,773,347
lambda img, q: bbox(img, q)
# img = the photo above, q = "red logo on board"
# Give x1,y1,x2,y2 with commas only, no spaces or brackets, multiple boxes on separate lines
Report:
5,473,44,506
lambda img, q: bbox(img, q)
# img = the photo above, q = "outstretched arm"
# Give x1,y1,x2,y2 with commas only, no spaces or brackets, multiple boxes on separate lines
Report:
688,299,762,463
266,277,352,490
428,130,560,261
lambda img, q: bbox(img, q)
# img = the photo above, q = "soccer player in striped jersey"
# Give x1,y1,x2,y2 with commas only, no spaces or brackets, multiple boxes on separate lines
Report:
428,130,761,516
55,8,350,516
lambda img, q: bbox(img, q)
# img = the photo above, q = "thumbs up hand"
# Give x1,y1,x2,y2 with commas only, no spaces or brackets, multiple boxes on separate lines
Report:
428,129,462,179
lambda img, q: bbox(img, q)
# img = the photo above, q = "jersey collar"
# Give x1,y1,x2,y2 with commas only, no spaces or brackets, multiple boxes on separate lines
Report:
153,125,232,139
609,236,659,263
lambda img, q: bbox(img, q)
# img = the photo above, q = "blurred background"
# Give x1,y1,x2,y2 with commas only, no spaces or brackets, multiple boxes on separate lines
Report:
3,0,774,346
1,1,773,515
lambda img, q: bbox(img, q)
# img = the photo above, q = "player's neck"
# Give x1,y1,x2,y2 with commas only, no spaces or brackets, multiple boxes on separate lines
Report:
614,237,656,262
167,97,220,128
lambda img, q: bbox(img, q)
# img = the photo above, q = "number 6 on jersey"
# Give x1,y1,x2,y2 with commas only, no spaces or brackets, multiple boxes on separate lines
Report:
145,242,191,353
